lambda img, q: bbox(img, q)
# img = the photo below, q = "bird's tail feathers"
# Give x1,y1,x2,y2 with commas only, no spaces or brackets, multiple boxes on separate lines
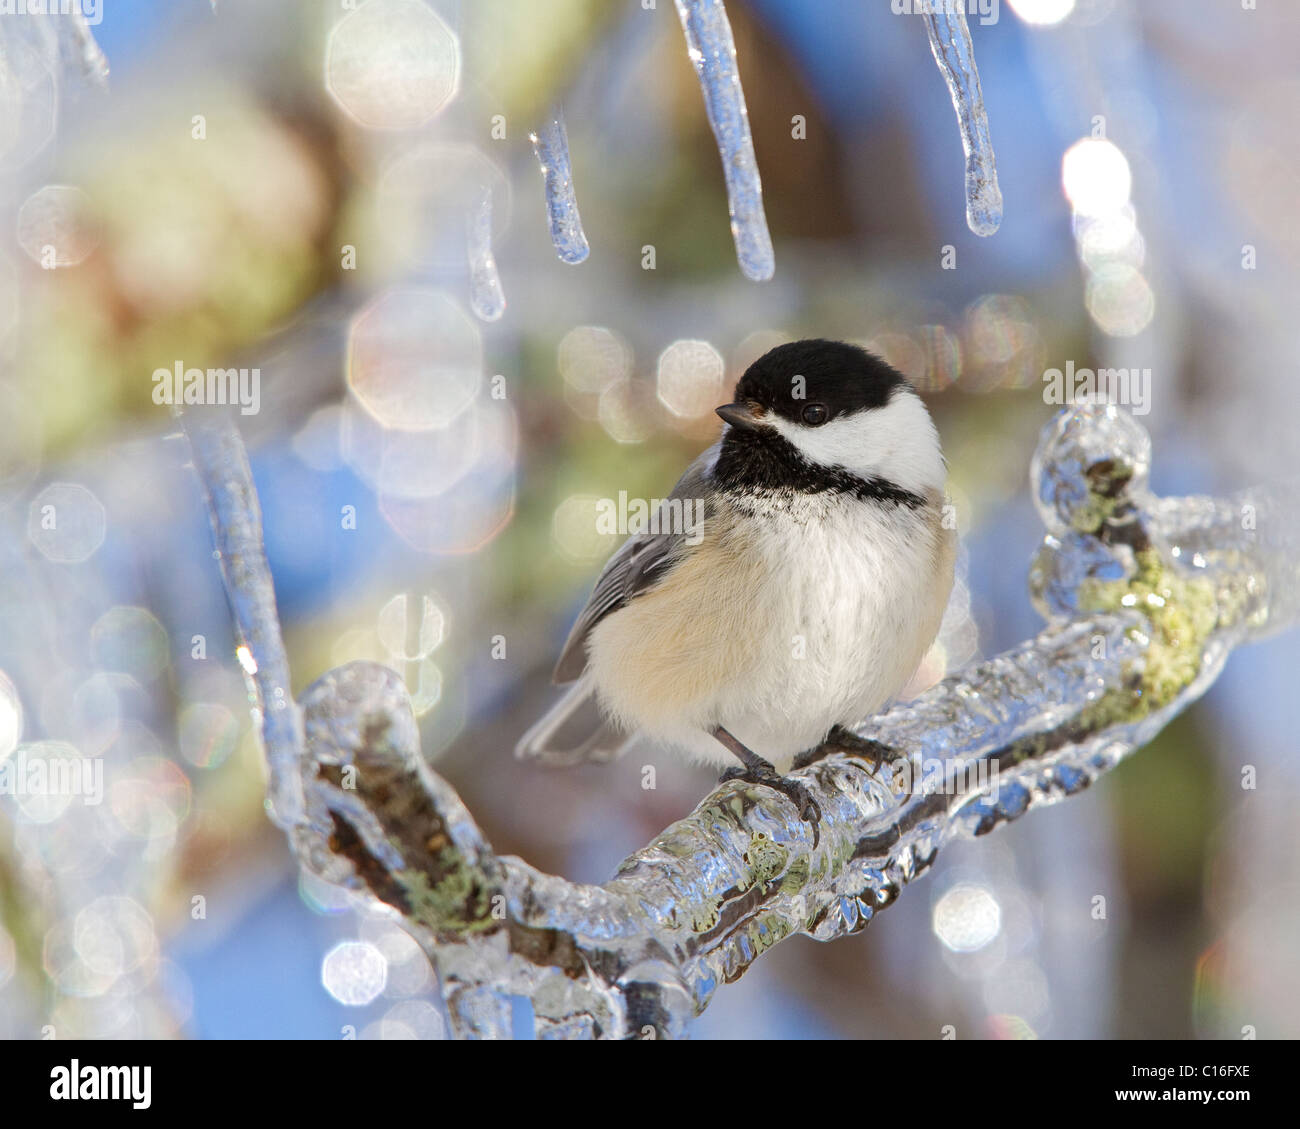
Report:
515,679,636,766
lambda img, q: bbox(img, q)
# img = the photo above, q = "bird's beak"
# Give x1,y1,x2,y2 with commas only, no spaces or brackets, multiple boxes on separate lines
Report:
716,401,765,430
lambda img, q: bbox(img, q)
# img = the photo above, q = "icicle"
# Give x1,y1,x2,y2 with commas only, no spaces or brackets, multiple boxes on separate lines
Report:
922,6,1002,237
466,184,505,322
70,10,110,86
672,0,775,281
181,412,306,829
530,109,590,265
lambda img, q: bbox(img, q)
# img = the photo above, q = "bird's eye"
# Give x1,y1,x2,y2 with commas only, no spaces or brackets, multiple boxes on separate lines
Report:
801,403,829,426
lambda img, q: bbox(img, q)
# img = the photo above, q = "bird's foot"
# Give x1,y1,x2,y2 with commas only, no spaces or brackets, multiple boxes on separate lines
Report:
719,761,823,830
713,728,822,846
793,725,897,771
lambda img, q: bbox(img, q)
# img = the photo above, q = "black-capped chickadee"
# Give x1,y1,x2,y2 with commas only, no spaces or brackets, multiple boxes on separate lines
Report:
519,339,955,833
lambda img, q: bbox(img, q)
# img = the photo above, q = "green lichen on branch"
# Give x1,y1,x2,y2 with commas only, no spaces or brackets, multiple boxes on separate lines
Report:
1068,457,1135,534
395,862,499,937
740,833,788,894
685,900,721,934
317,735,502,936
1076,547,1231,727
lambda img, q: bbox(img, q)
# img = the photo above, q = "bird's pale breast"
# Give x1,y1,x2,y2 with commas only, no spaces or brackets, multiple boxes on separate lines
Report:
587,492,954,769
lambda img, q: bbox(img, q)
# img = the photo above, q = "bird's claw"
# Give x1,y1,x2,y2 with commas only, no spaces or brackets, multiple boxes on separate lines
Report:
718,763,822,846
794,726,896,771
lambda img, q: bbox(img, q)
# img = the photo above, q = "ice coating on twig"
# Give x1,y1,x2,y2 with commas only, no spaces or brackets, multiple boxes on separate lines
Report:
923,6,1002,236
466,184,506,322
530,109,590,265
673,0,775,281
188,399,1299,1037
180,410,306,827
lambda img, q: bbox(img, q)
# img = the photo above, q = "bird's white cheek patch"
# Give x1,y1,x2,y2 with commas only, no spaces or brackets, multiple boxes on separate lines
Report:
774,413,878,477
771,393,945,494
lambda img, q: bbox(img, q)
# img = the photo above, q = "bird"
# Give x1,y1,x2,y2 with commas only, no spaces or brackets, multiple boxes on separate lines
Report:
518,339,956,834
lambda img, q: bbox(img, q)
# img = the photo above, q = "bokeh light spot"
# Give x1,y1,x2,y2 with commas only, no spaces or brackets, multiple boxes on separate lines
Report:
932,883,1002,953
325,0,460,130
1008,0,1075,26
377,144,508,270
110,756,192,844
1062,138,1131,218
961,295,1042,391
1076,205,1144,271
377,593,446,661
376,1000,445,1039
43,917,118,999
90,607,170,685
178,703,239,769
13,741,86,825
407,658,442,717
730,330,792,377
322,940,387,1006
656,339,725,419
348,288,482,432
864,332,926,387
552,494,617,564
559,326,631,395
28,482,106,563
598,379,658,444
74,896,158,979
17,185,99,267
1085,263,1155,336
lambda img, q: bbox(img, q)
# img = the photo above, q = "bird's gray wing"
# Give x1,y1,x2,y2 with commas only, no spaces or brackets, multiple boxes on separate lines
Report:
552,444,718,684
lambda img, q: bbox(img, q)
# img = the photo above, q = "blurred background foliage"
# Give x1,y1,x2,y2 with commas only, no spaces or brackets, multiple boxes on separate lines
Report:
0,0,1296,1040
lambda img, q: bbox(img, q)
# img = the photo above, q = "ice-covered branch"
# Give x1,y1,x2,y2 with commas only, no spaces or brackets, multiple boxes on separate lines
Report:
182,402,1298,1039
181,411,305,827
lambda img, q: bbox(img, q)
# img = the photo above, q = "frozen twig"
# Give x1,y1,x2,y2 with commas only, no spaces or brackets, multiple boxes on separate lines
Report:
182,402,1298,1038
180,410,305,827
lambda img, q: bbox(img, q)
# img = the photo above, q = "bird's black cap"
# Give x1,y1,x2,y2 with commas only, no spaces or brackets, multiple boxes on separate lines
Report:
714,339,926,505
732,339,909,426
